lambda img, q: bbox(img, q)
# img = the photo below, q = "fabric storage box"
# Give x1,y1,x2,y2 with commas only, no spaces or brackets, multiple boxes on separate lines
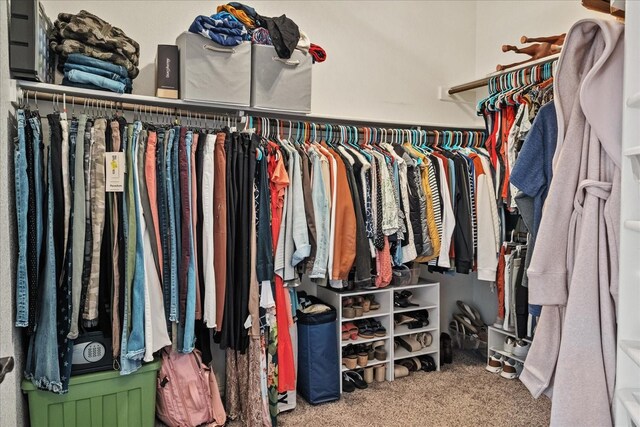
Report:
22,361,160,427
176,32,251,106
296,296,339,405
391,265,412,287
251,44,312,113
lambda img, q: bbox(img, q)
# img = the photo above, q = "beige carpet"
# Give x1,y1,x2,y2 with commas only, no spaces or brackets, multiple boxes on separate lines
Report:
278,350,551,427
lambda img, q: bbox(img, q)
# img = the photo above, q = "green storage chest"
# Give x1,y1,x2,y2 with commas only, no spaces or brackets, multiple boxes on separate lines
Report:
22,361,160,427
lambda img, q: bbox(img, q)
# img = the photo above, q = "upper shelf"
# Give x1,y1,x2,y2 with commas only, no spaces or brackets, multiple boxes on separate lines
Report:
13,80,483,131
447,54,560,95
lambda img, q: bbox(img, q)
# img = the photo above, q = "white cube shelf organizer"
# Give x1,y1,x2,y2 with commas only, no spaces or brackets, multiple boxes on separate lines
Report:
487,326,531,376
317,281,440,393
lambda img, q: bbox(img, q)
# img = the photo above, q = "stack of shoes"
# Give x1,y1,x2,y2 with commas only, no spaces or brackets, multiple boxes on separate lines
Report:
50,10,140,92
485,352,524,380
503,336,530,359
342,365,386,392
343,295,381,319
449,300,488,343
394,354,437,379
342,341,387,370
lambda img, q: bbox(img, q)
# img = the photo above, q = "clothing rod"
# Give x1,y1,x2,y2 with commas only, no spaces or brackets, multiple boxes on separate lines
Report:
250,118,484,135
448,53,560,95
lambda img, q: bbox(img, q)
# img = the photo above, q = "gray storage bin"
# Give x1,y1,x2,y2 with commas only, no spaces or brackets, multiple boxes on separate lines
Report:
176,32,251,106
251,44,312,113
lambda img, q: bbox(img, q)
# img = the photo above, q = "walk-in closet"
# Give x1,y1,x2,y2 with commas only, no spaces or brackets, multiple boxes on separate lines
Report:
1,1,638,426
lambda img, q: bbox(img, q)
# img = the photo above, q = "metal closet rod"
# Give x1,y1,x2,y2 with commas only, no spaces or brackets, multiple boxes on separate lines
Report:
251,118,485,136
448,54,560,95
19,89,236,120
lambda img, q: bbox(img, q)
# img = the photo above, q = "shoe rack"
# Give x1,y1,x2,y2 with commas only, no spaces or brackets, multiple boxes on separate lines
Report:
486,326,531,377
317,280,440,393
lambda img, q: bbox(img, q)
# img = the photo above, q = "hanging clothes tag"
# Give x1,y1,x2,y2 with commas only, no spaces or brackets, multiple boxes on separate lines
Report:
105,152,125,192
244,315,252,330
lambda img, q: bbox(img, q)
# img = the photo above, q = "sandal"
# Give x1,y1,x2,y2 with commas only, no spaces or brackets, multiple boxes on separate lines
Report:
394,364,410,379
355,296,371,313
456,300,485,328
341,324,350,341
366,295,381,311
453,313,478,335
354,320,374,339
396,335,422,353
344,322,359,340
416,332,433,348
372,340,387,361
394,313,417,326
369,319,387,337
394,291,420,308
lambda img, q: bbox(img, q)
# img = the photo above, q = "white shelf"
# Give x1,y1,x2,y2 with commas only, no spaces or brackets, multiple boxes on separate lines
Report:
621,340,640,368
342,335,390,347
394,302,438,314
341,359,390,372
341,310,389,322
627,92,640,108
489,347,527,364
617,389,640,426
624,220,640,232
394,324,437,337
336,287,391,297
394,344,439,360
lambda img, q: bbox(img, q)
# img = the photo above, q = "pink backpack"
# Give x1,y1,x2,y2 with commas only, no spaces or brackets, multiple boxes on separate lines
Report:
156,349,226,427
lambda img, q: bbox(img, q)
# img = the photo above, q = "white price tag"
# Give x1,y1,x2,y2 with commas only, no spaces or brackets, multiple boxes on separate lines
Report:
105,152,125,192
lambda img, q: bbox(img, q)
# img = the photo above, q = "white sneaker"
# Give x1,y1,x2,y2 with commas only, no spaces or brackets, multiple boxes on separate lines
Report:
513,340,530,358
503,336,516,354
500,358,519,379
485,353,503,373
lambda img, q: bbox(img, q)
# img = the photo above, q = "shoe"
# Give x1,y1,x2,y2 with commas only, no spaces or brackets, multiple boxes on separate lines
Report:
416,332,433,348
396,335,422,352
419,355,436,372
456,300,485,328
363,366,374,384
394,291,420,308
513,340,530,358
355,296,371,313
373,341,387,361
354,320,375,339
440,332,453,364
369,319,387,337
366,295,381,311
342,344,358,369
408,309,429,329
394,364,410,379
345,370,368,389
500,358,520,379
357,352,369,368
343,298,355,319
374,364,386,382
485,353,504,373
353,305,364,317
453,313,478,335
342,372,356,392
504,336,516,354
398,358,420,372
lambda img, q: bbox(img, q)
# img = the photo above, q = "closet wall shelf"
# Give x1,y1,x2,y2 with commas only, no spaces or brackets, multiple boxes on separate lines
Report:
342,335,390,347
617,389,640,426
394,325,438,337
12,79,484,132
341,359,390,372
624,221,640,232
447,54,560,95
620,340,640,367
394,345,439,360
394,303,438,314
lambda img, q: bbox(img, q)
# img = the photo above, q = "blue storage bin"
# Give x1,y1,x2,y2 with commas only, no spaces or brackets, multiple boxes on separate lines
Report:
296,296,339,405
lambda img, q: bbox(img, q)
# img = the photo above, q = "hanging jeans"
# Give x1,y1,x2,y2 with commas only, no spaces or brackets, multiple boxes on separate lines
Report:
28,114,43,334
68,115,87,339
26,137,62,392
202,134,216,328
126,121,146,359
15,110,29,327
182,131,197,353
164,128,179,323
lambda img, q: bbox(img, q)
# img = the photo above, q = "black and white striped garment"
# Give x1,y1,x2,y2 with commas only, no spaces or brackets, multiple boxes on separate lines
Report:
427,158,443,266
466,157,478,259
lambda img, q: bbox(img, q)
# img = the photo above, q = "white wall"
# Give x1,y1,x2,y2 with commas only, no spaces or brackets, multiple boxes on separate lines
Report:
41,0,480,127
474,1,597,77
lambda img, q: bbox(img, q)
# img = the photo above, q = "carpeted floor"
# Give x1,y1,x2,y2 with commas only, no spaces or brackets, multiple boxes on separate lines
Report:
278,350,551,427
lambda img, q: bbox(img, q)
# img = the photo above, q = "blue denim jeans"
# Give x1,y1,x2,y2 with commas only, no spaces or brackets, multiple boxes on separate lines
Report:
66,53,129,79
164,128,179,322
29,116,44,286
171,126,182,320
63,63,132,88
120,123,142,375
309,149,330,279
15,110,29,327
127,121,146,359
182,131,196,353
64,69,127,94
27,139,62,392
